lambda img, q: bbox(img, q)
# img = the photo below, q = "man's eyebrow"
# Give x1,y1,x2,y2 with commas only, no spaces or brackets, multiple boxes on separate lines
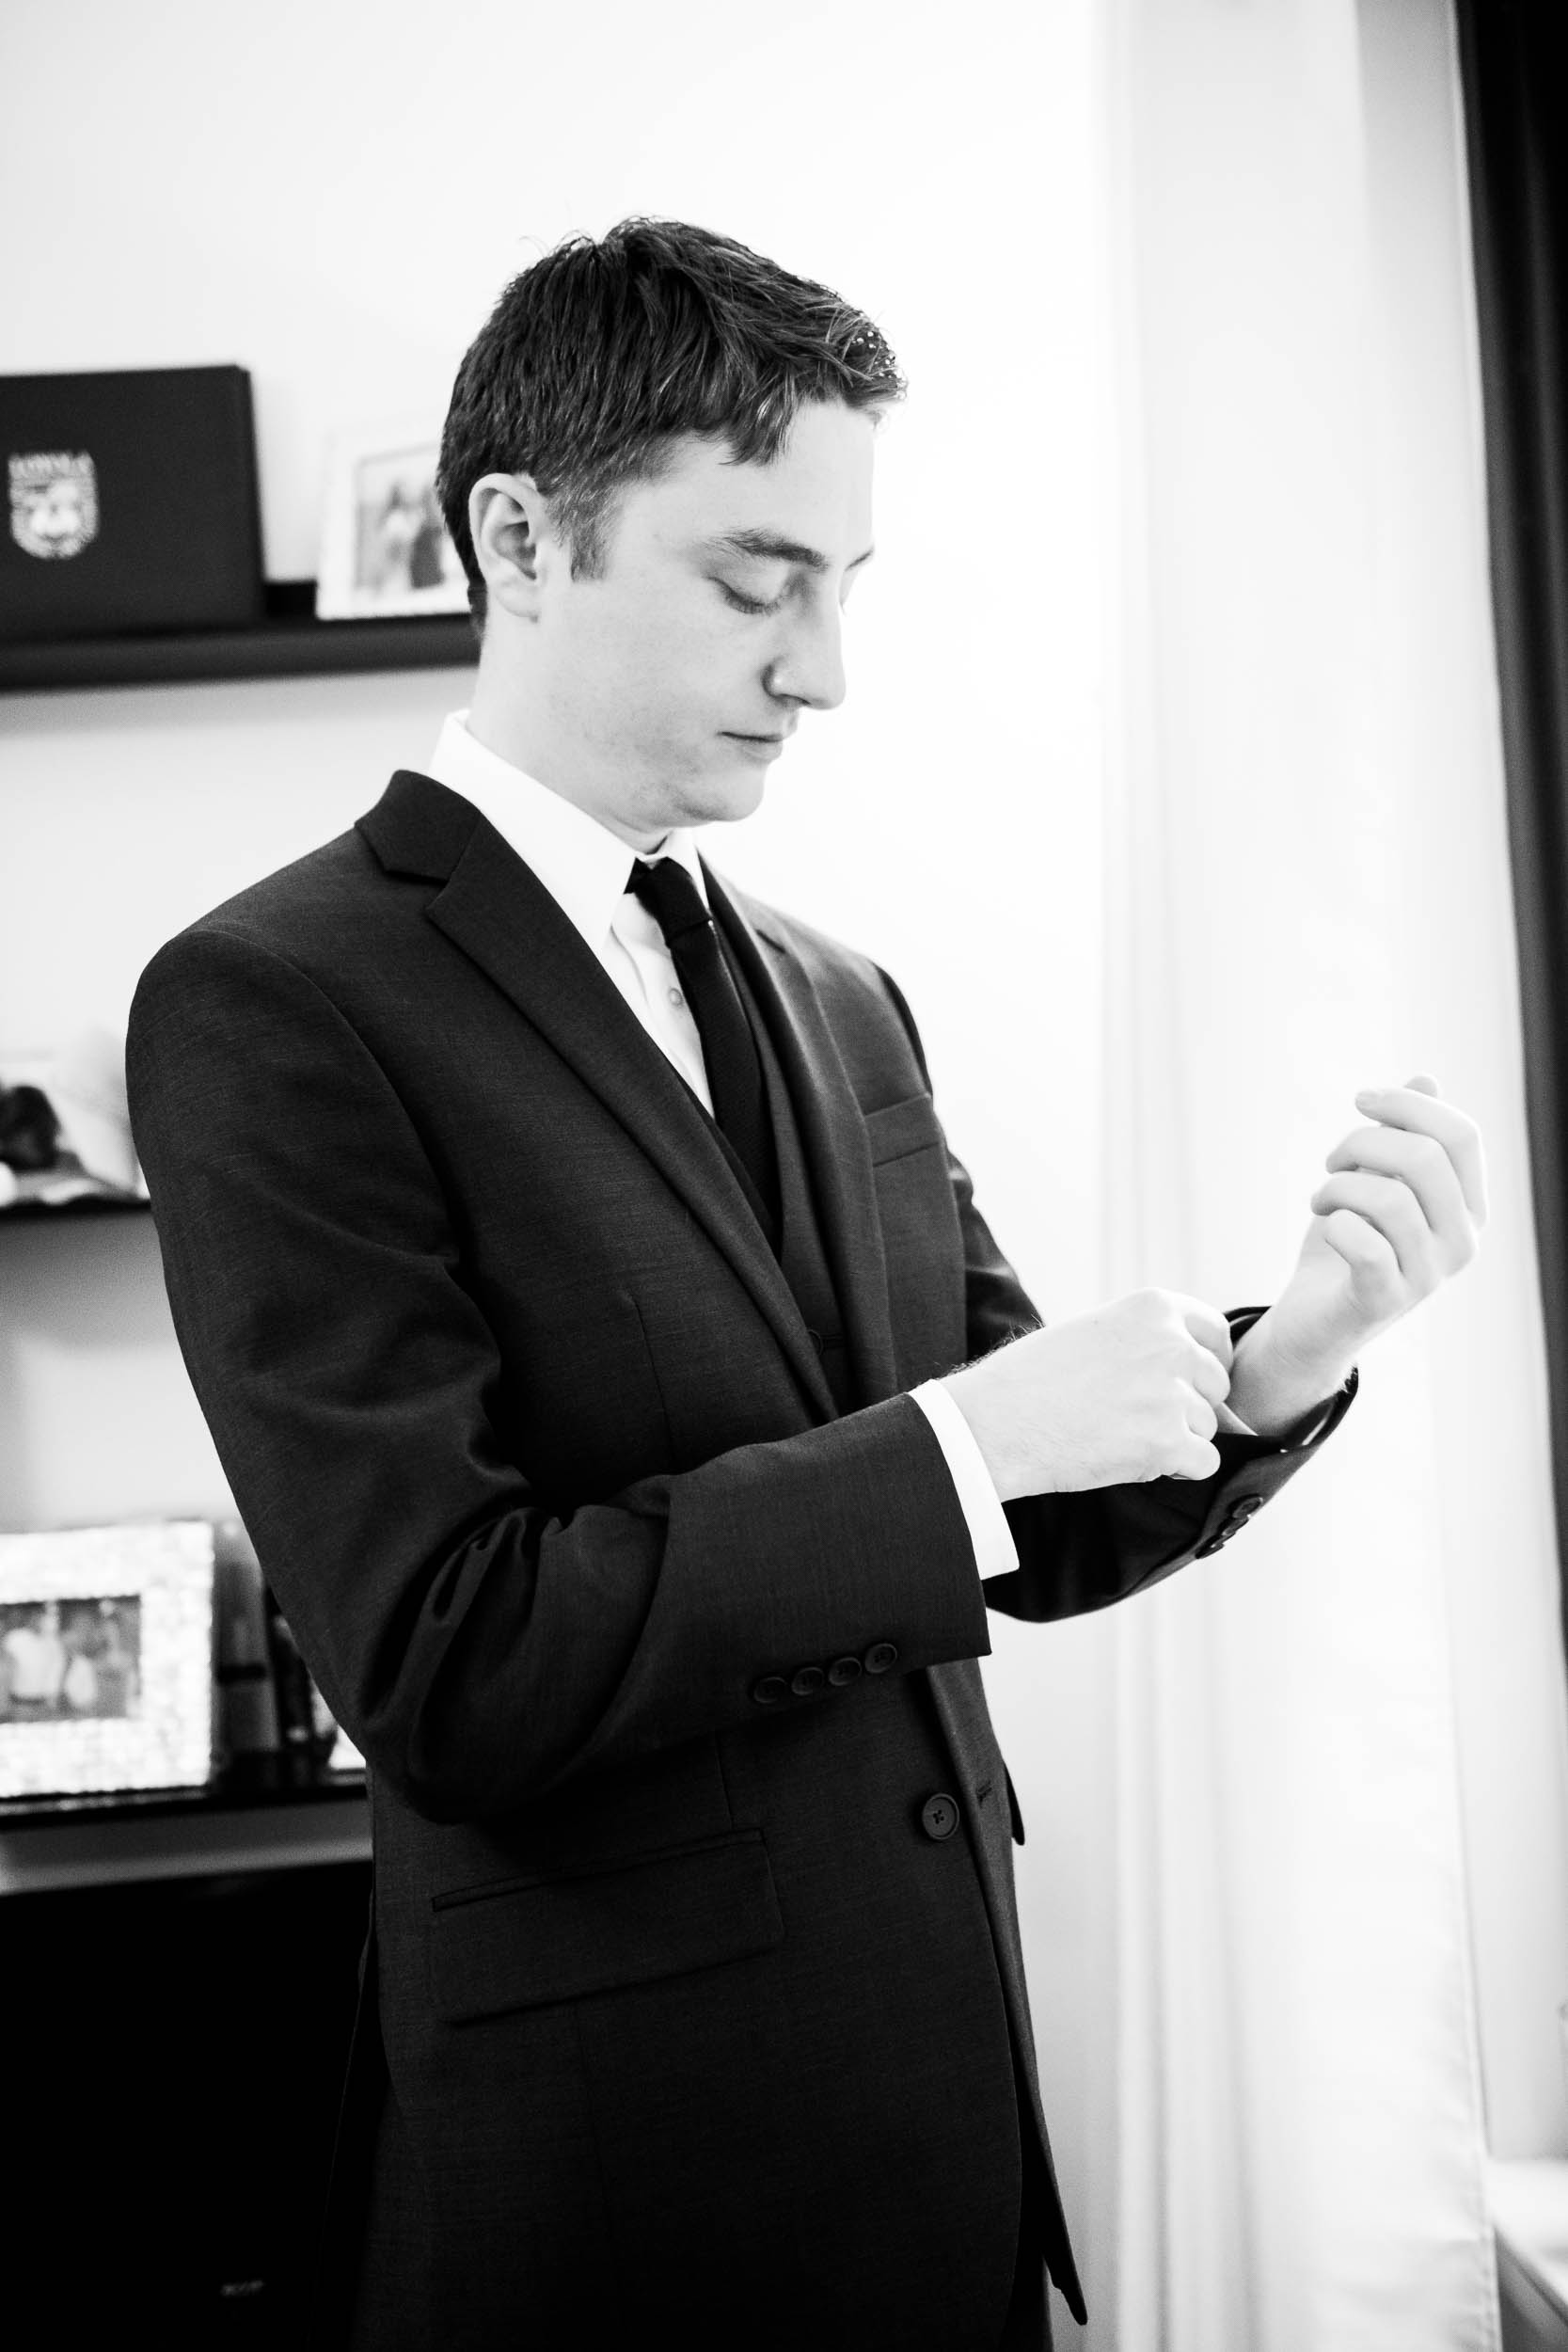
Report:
703,529,875,573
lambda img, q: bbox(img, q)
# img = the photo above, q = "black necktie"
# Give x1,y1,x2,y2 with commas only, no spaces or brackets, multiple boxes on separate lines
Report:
626,857,779,1233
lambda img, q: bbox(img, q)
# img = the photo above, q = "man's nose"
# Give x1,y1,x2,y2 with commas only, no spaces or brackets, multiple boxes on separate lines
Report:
767,602,847,712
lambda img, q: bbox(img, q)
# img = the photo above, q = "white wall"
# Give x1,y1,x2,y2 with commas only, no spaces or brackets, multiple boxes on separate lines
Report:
0,0,1106,1498
0,0,1106,2332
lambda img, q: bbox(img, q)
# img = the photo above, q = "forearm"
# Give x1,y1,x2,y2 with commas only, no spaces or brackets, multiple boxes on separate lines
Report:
149,1222,992,1819
305,1397,991,1820
942,1285,1356,1623
988,1389,1354,1623
1225,1306,1354,1439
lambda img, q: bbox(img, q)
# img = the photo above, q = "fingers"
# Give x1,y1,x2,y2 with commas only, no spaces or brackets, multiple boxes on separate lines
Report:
1352,1076,1488,1228
1167,1430,1223,1483
1316,1204,1404,1316
1183,1343,1232,1413
1160,1294,1232,1417
1321,1125,1473,1271
1170,1294,1234,1373
1308,1168,1440,1292
1182,1383,1220,1442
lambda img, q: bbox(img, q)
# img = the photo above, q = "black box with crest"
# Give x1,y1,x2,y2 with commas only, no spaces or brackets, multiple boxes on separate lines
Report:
0,364,263,642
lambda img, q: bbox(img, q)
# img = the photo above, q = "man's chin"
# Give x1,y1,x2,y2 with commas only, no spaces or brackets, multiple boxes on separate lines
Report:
677,764,769,828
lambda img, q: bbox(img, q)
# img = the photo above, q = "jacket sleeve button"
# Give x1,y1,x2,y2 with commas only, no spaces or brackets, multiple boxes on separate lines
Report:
827,1655,863,1688
790,1664,826,1697
863,1642,899,1675
752,1676,788,1705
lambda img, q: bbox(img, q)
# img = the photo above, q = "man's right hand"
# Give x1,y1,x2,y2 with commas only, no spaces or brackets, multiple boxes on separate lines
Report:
940,1291,1234,1500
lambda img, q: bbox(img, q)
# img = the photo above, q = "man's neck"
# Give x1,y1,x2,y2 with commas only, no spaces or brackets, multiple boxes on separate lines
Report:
461,691,667,855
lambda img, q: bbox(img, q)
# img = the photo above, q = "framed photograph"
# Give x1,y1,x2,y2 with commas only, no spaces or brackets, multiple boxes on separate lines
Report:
0,1520,214,1798
315,422,470,621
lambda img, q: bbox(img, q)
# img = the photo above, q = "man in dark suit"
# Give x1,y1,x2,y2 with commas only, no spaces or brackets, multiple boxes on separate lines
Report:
126,220,1485,2350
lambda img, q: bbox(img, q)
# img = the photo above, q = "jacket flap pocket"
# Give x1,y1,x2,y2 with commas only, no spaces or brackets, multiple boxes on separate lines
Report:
430,1830,784,2022
863,1092,942,1168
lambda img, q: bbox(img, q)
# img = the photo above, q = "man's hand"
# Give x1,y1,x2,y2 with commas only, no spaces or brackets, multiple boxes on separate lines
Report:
1226,1073,1487,1436
941,1291,1235,1501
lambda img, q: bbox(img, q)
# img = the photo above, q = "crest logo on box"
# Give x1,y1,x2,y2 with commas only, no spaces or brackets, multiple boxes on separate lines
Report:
8,452,99,560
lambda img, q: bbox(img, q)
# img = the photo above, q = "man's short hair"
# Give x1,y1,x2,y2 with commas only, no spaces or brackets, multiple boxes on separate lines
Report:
436,217,906,624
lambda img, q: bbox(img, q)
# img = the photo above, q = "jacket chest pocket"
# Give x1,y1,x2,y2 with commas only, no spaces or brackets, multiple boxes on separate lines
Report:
429,1828,784,2022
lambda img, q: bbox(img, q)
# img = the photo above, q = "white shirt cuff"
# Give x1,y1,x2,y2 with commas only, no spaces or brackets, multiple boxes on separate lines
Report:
910,1379,1021,1582
1217,1392,1344,1447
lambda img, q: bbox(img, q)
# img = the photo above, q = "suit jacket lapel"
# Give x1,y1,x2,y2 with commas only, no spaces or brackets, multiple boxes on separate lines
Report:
705,867,899,1407
357,774,834,1421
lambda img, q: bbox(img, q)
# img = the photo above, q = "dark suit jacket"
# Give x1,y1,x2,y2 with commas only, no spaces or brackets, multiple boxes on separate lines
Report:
126,771,1350,2351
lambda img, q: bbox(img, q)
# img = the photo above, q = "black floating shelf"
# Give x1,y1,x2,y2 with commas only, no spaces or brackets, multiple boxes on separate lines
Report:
0,579,477,693
0,1195,151,1223
0,1754,367,1831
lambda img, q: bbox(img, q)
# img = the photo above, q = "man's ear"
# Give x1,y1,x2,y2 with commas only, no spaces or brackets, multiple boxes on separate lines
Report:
468,472,555,619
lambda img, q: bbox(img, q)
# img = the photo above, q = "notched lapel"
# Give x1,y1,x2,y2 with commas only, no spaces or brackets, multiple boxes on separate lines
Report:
356,769,480,880
358,775,833,1421
707,871,899,1407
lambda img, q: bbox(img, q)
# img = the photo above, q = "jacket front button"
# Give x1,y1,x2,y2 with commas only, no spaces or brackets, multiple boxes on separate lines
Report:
921,1793,960,1841
790,1664,826,1697
863,1642,899,1675
752,1676,788,1705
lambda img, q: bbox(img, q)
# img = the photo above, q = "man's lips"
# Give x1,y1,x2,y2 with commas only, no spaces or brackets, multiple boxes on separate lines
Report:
723,731,790,760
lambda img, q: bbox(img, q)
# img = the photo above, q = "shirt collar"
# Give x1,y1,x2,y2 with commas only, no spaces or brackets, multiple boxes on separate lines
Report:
425,710,709,955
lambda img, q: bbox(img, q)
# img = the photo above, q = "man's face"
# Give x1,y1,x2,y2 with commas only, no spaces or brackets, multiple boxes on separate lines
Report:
522,397,879,843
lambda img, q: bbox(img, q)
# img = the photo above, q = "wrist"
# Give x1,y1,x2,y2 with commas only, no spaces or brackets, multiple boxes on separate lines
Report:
940,1366,1001,1485
939,1365,1037,1503
1227,1313,1352,1440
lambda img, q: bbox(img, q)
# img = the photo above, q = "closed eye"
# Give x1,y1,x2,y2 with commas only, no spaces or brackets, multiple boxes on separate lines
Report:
717,580,787,616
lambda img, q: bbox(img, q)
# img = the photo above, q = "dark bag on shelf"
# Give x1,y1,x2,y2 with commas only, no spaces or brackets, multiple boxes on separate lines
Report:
0,364,264,642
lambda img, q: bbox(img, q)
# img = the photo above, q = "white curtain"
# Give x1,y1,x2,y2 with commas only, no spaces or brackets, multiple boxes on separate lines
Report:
980,1,1562,2344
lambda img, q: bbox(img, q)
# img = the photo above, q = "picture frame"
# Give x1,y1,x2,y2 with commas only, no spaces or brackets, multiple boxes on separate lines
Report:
0,1520,214,1798
314,421,470,621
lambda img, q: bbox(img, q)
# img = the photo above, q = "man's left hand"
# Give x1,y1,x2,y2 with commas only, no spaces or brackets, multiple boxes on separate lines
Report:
1226,1073,1488,1437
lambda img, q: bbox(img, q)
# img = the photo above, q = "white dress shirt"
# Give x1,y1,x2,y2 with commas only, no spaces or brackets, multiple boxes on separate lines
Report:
423,710,1022,1581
